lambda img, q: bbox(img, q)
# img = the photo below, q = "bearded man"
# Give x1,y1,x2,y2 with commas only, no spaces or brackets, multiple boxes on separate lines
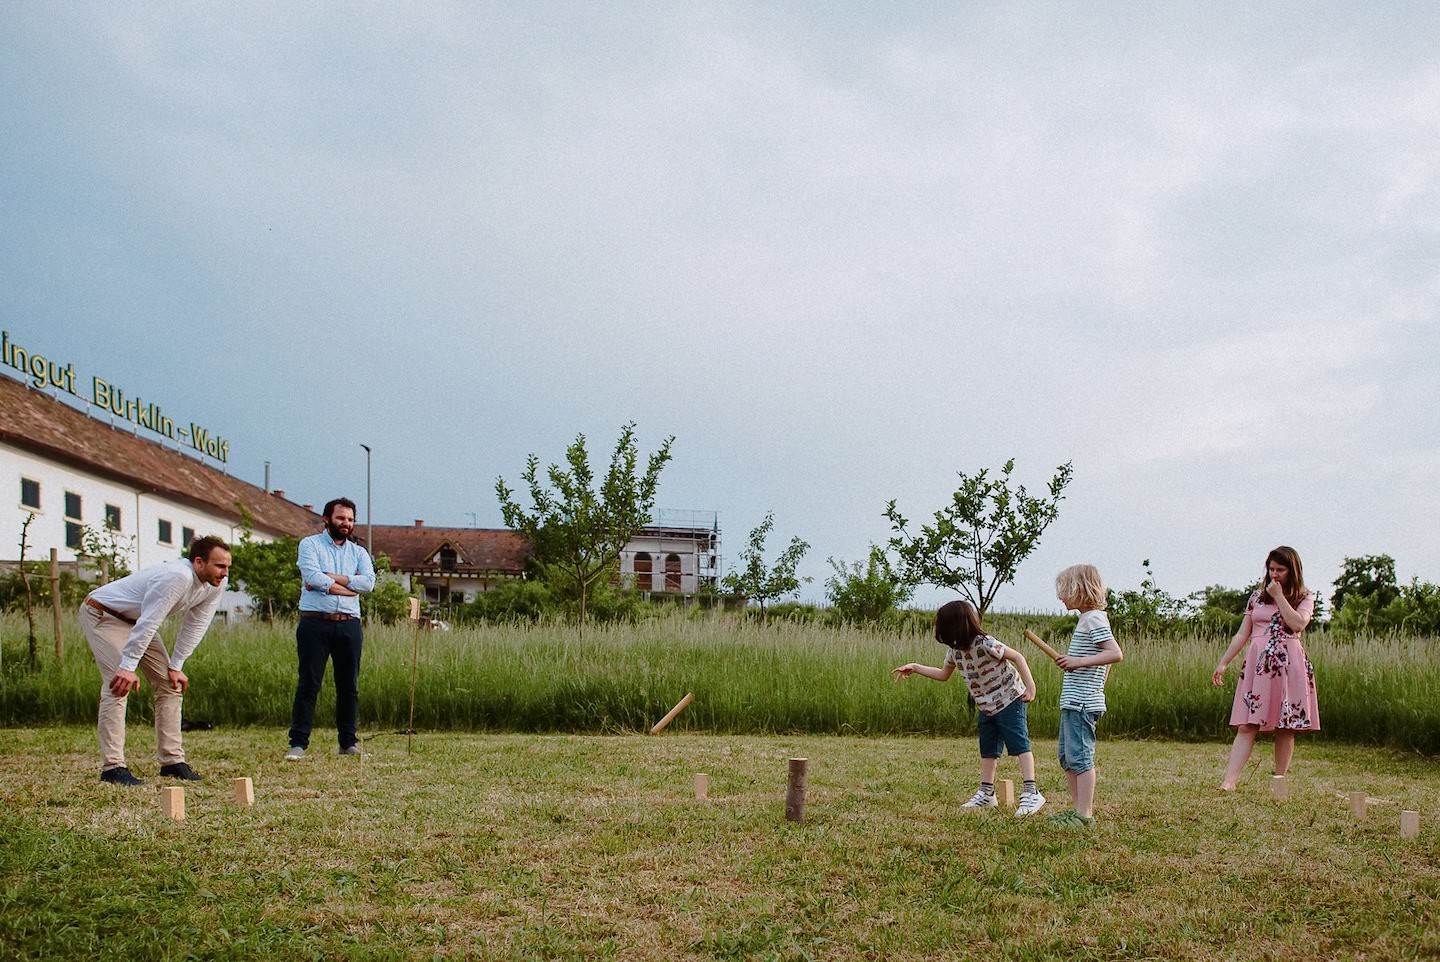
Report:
285,497,374,760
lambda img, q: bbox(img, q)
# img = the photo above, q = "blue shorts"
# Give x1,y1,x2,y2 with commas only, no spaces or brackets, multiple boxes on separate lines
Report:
977,697,1032,758
1058,707,1103,774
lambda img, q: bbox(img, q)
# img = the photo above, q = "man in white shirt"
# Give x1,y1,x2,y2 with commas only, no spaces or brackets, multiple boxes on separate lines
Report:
79,536,232,786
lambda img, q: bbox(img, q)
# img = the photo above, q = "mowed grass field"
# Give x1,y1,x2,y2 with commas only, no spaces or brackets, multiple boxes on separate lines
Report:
2,726,1437,961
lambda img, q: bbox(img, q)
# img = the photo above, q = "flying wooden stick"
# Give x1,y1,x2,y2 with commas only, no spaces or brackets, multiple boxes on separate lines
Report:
649,692,694,735
1022,629,1063,664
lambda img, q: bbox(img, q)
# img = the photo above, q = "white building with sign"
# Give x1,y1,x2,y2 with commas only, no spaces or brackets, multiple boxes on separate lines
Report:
0,369,319,599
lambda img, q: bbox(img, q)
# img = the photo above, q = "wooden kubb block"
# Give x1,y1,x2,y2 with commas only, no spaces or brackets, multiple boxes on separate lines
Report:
233,777,254,807
163,786,185,821
1270,775,1289,800
996,779,1015,808
1349,791,1367,820
694,773,710,800
1401,811,1420,840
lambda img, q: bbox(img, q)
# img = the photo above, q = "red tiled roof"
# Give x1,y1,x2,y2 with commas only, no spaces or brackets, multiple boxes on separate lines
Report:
369,524,531,576
0,373,320,538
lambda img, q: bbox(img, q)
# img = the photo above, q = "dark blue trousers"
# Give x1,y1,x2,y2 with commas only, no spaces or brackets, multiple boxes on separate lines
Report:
289,616,363,750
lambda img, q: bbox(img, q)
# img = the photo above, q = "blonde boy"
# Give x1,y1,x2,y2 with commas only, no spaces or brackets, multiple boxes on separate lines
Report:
1047,564,1123,829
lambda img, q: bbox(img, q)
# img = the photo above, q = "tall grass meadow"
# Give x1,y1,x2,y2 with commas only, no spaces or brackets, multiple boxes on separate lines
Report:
3,611,1437,753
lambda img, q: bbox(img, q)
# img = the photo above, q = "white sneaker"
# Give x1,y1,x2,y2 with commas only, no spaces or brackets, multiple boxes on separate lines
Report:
1015,790,1046,817
284,746,306,761
960,788,998,809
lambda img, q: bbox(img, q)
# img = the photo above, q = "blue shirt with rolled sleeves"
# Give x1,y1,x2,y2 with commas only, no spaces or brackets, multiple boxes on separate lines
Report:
297,533,375,616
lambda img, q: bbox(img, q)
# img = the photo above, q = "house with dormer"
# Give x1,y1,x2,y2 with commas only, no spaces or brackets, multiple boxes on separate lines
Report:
366,521,531,607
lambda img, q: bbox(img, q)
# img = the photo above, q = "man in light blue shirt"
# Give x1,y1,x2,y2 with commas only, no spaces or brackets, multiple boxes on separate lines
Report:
286,497,375,760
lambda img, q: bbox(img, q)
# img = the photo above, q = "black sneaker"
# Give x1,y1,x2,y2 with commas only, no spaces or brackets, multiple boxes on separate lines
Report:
159,762,203,781
100,766,143,786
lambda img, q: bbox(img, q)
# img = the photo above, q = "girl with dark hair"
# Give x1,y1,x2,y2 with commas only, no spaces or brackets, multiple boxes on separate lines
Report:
893,600,1045,816
1211,546,1320,790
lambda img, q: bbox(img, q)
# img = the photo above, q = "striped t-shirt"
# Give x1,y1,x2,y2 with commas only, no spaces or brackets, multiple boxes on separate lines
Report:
942,634,1025,714
1059,610,1114,713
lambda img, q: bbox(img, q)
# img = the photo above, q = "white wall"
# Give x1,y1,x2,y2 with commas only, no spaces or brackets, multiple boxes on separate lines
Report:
2,440,255,568
621,534,703,594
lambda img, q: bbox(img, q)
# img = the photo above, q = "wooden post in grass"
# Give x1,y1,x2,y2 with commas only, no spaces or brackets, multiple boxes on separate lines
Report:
407,622,419,755
1021,629,1063,665
1271,775,1288,800
163,786,185,821
1349,791,1367,820
694,773,710,800
1401,811,1420,839
649,692,694,735
232,777,254,807
997,779,1015,808
785,758,808,823
50,548,63,660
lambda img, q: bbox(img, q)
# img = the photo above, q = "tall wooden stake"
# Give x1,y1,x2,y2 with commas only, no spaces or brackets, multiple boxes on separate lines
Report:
407,624,419,754
50,548,63,660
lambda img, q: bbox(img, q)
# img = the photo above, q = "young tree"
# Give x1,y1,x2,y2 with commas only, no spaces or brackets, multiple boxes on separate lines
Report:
1107,560,1190,637
78,523,135,581
721,512,811,622
825,545,912,625
884,459,1073,616
228,533,302,620
496,422,674,626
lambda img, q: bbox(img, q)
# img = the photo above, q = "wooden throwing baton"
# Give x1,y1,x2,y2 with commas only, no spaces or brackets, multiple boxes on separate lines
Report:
1022,629,1063,665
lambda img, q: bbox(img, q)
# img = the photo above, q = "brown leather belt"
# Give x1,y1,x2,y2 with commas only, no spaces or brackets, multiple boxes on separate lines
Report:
299,612,358,621
85,597,137,625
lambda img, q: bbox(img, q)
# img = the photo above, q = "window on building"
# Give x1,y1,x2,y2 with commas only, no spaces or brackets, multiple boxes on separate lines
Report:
64,491,83,549
665,553,682,592
105,504,122,530
158,519,173,544
20,478,40,510
633,551,652,590
182,526,196,548
438,546,457,571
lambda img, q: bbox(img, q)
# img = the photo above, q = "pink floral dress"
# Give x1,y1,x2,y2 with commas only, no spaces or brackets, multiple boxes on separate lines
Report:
1228,590,1320,732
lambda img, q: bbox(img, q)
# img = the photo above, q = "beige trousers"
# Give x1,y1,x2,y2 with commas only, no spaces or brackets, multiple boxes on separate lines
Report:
78,603,186,770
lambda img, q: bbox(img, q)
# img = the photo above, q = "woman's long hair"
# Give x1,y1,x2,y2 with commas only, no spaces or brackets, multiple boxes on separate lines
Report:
1262,545,1308,608
935,599,984,651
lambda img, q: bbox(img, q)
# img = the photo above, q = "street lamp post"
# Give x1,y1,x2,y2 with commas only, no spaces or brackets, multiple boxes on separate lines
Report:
359,444,372,552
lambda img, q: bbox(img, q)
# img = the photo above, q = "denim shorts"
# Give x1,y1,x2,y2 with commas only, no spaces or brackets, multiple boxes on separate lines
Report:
1057,707,1103,774
977,697,1032,758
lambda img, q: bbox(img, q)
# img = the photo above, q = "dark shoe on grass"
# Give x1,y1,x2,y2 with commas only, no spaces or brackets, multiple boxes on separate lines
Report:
159,762,203,781
100,766,143,786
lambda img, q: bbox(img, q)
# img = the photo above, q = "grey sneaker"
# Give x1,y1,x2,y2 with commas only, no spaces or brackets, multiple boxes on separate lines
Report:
960,788,998,809
284,745,306,761
1015,790,1046,817
338,744,365,757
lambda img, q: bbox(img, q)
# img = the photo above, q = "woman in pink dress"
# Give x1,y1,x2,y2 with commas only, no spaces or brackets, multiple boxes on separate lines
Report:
1210,546,1319,790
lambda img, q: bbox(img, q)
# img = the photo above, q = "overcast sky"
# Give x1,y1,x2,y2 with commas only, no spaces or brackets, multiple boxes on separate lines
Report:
3,3,1437,613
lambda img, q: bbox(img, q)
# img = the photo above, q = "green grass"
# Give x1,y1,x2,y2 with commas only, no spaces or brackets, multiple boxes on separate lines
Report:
1,727,1437,960
4,613,1439,752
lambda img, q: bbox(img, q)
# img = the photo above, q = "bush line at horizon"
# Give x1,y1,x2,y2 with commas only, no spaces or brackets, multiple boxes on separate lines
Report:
3,612,1438,754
